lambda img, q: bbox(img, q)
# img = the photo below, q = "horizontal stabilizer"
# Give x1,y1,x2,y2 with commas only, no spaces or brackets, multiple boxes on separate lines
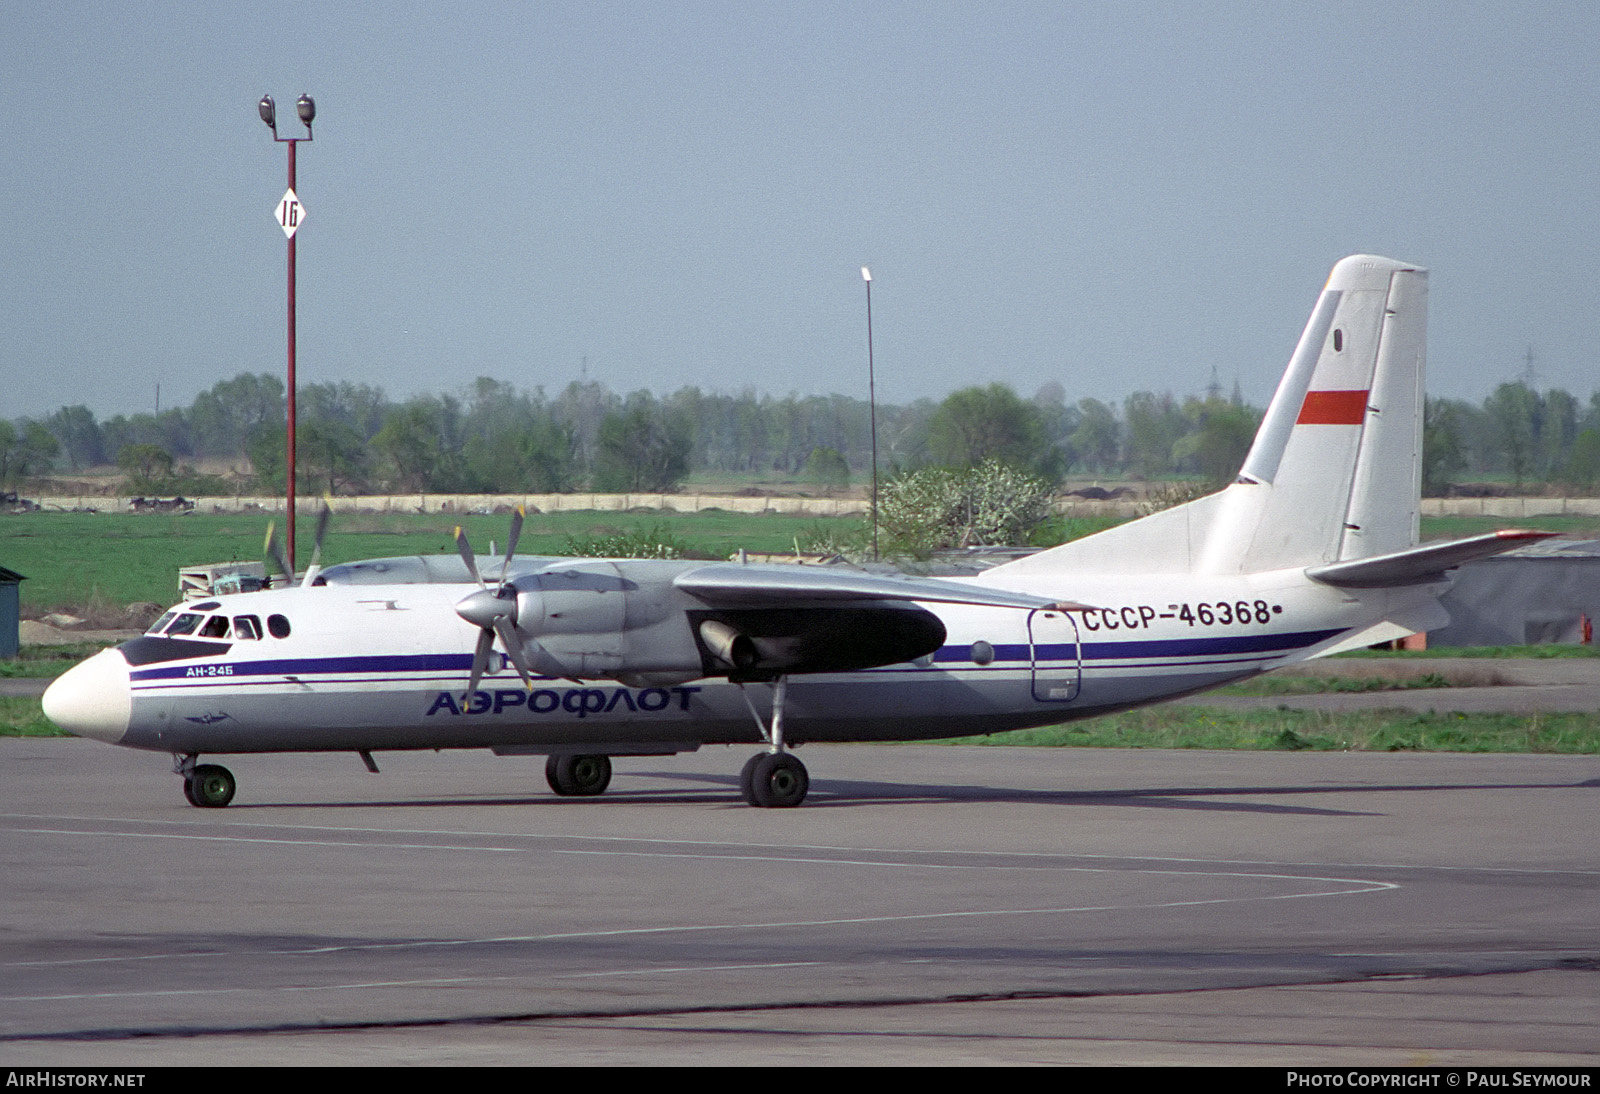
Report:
675,564,1079,611
1305,530,1557,588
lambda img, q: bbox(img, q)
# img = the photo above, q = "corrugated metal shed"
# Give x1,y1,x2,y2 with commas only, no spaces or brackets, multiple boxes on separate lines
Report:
1434,539,1600,647
0,565,24,659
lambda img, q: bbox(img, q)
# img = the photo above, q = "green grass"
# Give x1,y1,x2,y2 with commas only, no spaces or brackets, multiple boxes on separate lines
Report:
6,508,1595,619
1212,672,1454,696
1336,644,1600,660
0,642,114,678
949,706,1600,753
0,697,58,737
1420,514,1600,539
0,509,840,615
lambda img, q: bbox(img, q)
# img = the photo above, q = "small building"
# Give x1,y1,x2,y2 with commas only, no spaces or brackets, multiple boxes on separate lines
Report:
0,566,24,659
1433,539,1600,647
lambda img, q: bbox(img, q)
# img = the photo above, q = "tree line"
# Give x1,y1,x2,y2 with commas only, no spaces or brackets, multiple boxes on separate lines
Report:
5,372,1599,496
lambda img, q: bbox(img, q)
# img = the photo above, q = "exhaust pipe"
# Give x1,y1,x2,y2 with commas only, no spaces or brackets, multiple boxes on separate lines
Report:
699,620,758,671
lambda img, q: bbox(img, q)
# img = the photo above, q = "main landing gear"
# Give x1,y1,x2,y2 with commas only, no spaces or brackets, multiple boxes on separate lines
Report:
546,754,612,796
175,754,235,808
737,676,809,808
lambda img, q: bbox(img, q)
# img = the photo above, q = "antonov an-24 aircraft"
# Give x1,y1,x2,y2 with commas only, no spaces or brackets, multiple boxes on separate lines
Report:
44,255,1546,809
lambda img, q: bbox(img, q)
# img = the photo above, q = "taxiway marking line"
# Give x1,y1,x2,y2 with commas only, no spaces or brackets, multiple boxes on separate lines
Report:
2,962,827,1003
4,875,1393,972
6,810,1595,876
7,825,1402,882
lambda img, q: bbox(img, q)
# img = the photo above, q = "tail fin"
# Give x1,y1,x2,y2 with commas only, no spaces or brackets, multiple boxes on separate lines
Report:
988,254,1427,580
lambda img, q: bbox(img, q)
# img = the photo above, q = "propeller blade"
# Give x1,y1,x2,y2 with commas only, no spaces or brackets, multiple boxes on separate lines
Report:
301,501,333,587
492,617,536,690
454,526,484,588
263,522,292,587
499,506,524,587
465,627,495,700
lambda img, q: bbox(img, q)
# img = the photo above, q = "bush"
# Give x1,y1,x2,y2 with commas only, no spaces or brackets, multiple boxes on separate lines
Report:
563,524,686,559
876,460,1054,556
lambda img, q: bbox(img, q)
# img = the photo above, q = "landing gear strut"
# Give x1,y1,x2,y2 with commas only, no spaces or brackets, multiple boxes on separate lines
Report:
175,754,235,808
546,754,612,796
737,676,809,808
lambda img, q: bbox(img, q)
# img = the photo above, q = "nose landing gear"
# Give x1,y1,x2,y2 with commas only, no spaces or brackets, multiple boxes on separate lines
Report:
175,754,235,808
546,753,613,796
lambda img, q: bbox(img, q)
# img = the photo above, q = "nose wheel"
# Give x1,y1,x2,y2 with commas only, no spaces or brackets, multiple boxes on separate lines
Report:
175,755,236,808
546,754,613,796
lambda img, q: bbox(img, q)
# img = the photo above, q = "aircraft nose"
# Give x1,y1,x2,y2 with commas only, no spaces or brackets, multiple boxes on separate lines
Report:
42,648,132,744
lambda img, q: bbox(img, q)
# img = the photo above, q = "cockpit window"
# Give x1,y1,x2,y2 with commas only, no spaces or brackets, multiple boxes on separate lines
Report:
233,615,262,641
146,612,177,635
164,613,204,637
267,614,291,639
199,615,230,639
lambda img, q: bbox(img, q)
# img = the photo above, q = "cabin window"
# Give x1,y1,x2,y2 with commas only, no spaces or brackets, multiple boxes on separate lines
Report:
970,640,995,666
1333,329,1344,352
267,614,292,639
146,612,176,635
165,613,203,637
199,616,230,639
233,615,262,640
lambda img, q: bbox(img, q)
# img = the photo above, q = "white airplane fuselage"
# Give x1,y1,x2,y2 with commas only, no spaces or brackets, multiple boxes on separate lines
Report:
48,254,1526,808
49,565,1434,756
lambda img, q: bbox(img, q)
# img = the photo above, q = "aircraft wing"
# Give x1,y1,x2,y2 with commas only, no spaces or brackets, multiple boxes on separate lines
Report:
673,563,1080,611
1305,530,1558,588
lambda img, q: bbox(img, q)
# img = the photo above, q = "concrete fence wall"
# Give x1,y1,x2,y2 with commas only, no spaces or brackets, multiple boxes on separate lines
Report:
27,493,874,517
19,494,1600,520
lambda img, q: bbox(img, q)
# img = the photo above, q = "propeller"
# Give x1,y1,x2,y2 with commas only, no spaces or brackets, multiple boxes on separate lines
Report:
263,522,292,588
454,507,539,697
263,501,334,588
300,501,333,586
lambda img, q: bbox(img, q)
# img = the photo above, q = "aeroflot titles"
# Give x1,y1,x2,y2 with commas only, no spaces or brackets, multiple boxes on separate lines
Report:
427,685,703,718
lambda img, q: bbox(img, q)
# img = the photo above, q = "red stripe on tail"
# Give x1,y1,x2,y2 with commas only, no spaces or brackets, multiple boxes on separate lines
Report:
1297,390,1369,425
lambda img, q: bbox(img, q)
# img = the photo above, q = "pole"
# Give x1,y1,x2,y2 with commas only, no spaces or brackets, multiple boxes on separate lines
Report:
286,140,297,573
862,268,879,561
260,93,313,581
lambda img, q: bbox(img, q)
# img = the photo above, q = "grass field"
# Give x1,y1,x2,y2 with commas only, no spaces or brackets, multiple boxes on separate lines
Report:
5,508,1596,620
951,706,1600,753
0,509,850,617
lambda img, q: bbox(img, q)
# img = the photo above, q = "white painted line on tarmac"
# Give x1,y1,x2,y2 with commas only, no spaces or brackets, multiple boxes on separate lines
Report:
4,872,1393,972
3,961,831,1002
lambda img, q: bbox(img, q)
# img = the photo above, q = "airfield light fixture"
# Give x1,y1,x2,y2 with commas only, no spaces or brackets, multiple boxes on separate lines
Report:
862,266,879,562
258,92,317,575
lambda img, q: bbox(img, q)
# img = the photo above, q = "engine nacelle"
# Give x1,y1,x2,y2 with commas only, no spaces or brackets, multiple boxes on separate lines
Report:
498,560,948,683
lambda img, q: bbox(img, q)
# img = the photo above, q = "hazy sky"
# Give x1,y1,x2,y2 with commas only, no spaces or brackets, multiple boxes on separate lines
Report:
4,1,1598,423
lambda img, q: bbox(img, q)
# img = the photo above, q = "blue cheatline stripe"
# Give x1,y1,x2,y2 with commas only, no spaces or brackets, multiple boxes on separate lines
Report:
1081,628,1343,660
932,643,1029,664
129,652,476,683
127,628,1347,685
933,628,1343,666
